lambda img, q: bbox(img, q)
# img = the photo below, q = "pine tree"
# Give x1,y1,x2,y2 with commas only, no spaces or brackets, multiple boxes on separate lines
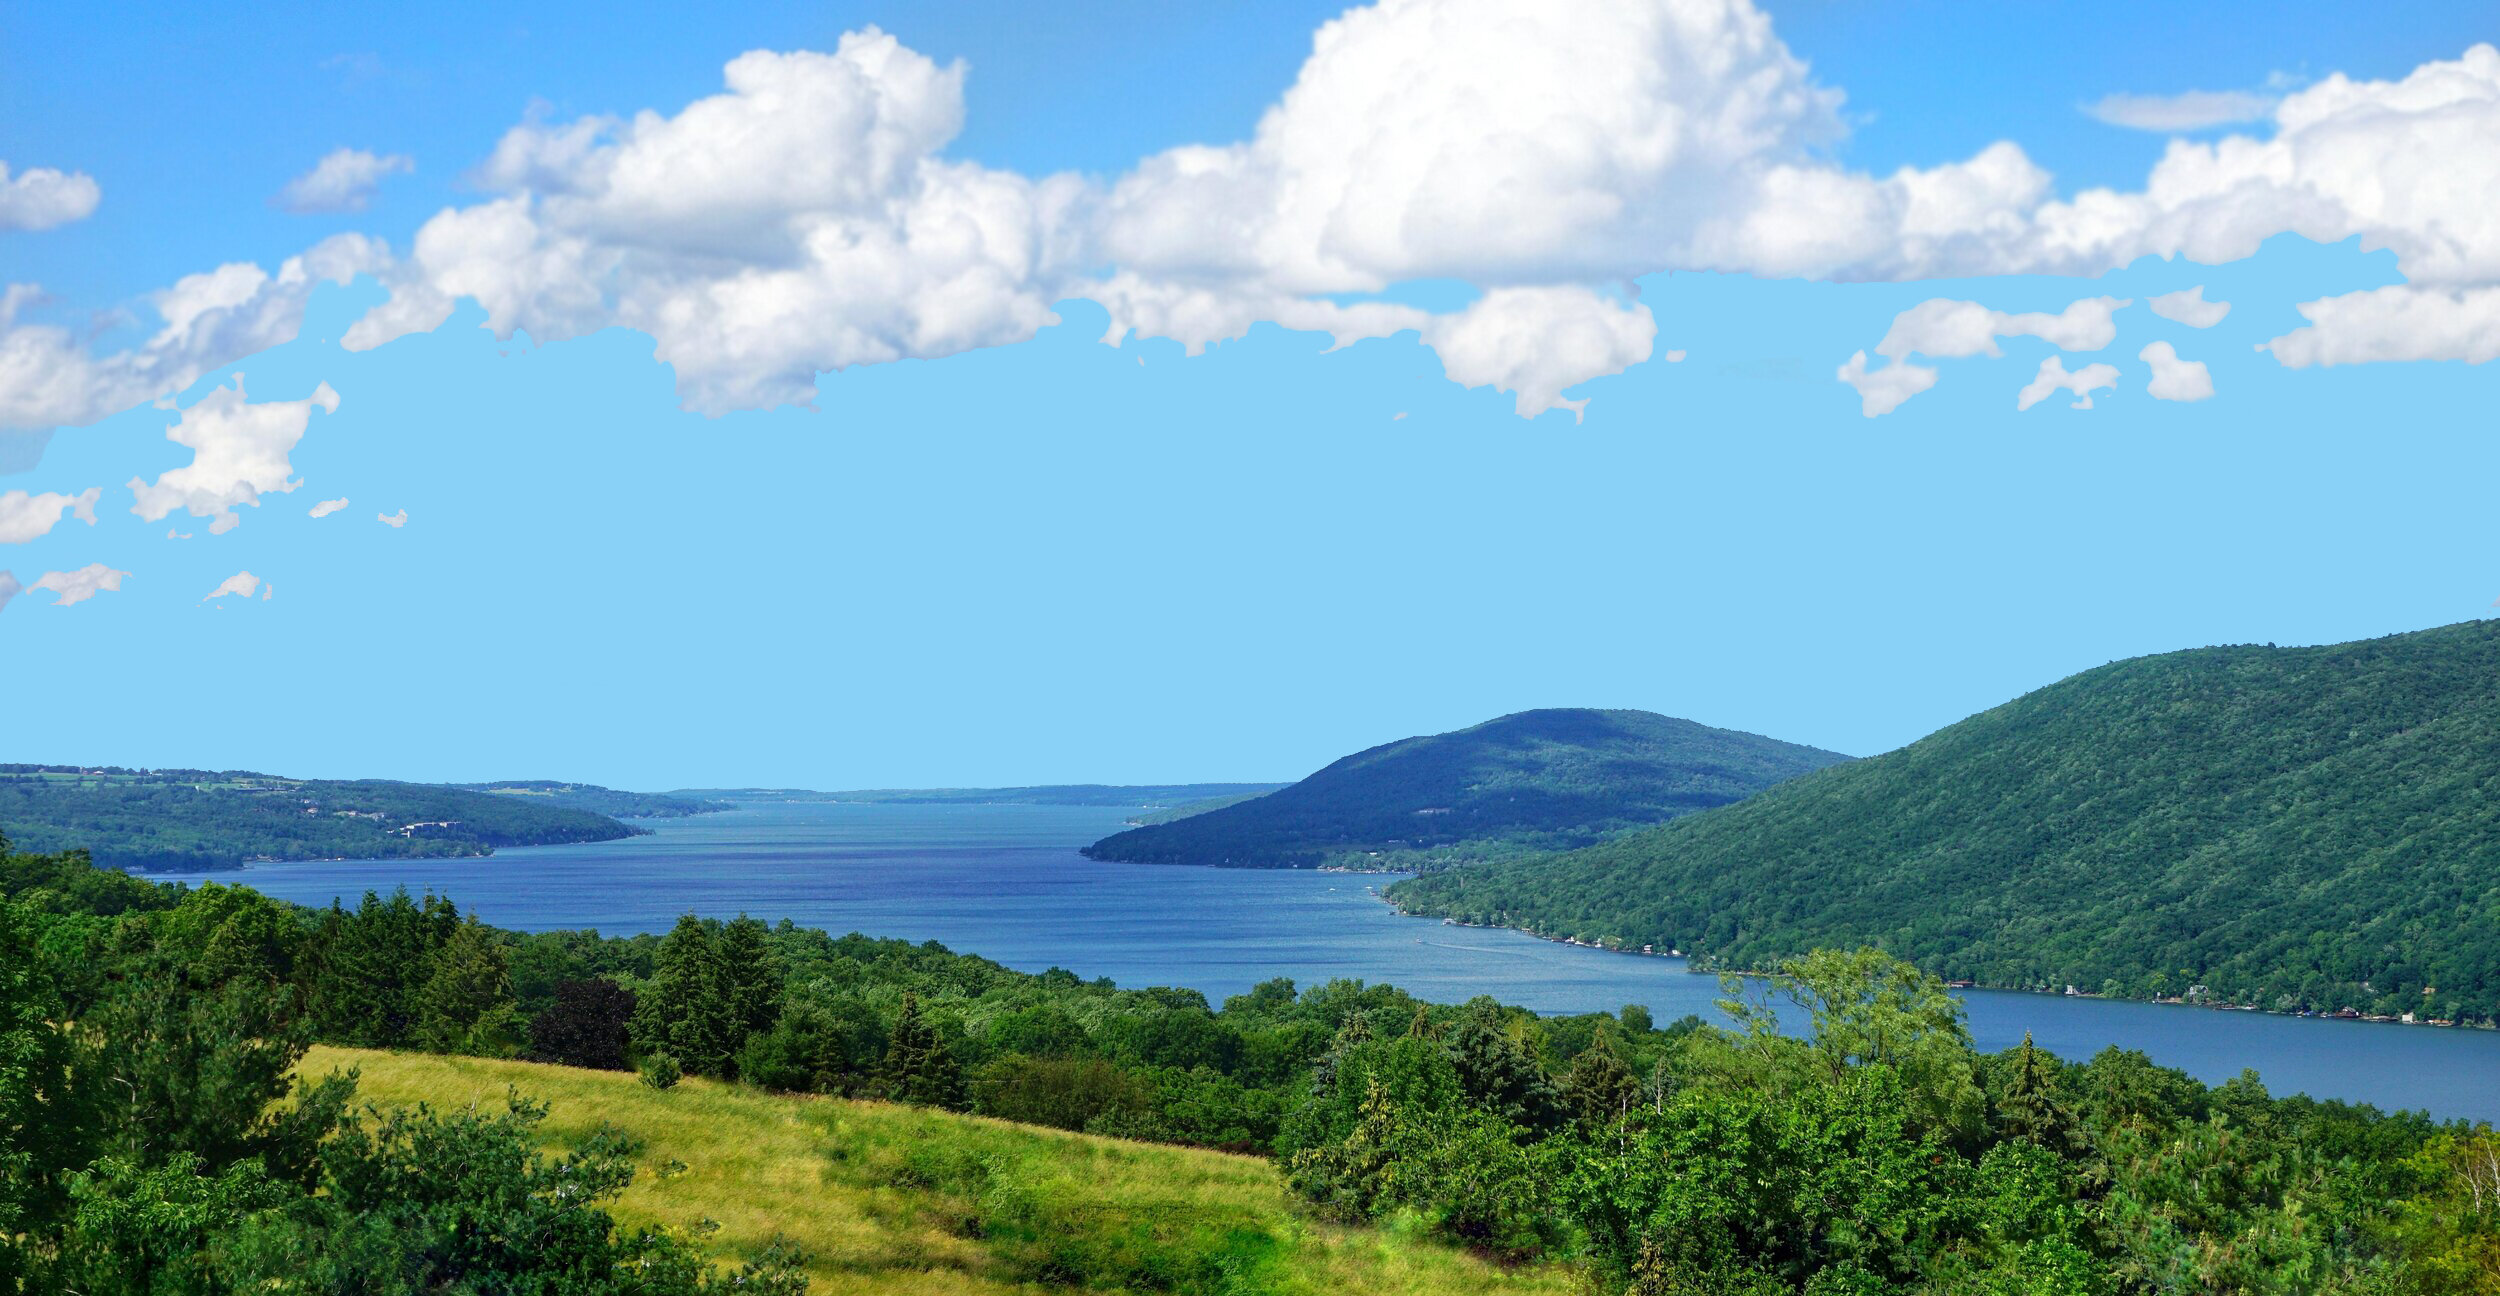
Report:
878,993,965,1109
1563,1034,1639,1126
1999,1032,2087,1158
413,918,524,1056
1445,999,1561,1130
714,914,784,1043
632,913,736,1077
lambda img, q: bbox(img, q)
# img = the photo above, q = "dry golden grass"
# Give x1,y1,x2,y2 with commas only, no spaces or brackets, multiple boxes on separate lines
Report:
302,1045,1578,1296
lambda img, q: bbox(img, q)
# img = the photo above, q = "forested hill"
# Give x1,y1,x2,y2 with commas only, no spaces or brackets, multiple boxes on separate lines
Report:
677,782,1287,807
1083,709,1852,869
0,766,645,872
1390,620,2500,1020
454,780,729,818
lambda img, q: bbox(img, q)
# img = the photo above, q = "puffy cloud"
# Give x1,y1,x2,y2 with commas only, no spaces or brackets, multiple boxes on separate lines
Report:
27,562,127,607
2265,283,2500,367
377,509,406,528
1839,293,2125,416
1836,351,1938,418
345,32,1086,416
276,148,414,214
2029,45,2500,370
0,485,101,544
2083,89,2277,133
0,161,101,231
128,377,340,535
0,570,16,612
2016,357,2120,411
1873,295,2129,360
0,234,384,432
1421,287,1656,422
203,570,262,602
2140,341,2216,401
2148,285,2231,328
309,497,349,517
13,15,2500,442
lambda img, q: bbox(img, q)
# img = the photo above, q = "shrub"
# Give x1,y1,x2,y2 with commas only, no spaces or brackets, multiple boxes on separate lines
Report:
640,1050,683,1091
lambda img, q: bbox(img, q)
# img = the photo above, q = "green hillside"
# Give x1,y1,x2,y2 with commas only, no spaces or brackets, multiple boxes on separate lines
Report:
1084,709,1851,869
321,1047,1574,1296
679,782,1288,807
0,764,642,871
457,780,731,818
1390,621,2500,1020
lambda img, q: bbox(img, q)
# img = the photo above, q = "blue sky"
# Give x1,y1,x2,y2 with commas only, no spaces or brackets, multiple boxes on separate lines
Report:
3,1,2495,789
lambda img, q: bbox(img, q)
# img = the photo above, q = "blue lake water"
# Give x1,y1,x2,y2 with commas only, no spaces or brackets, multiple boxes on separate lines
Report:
161,800,2500,1124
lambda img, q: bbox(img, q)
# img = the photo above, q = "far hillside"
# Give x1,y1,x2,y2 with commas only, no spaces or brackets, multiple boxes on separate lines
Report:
679,782,1287,808
1391,620,2500,1020
0,765,646,871
456,780,730,818
1084,709,1851,870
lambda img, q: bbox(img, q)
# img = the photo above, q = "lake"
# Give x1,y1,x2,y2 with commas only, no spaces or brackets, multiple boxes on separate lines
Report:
161,800,2500,1123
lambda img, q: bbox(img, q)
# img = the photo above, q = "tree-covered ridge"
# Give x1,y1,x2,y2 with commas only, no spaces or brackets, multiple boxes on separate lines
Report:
679,781,1289,806
0,765,643,871
454,780,731,818
1391,619,2500,1021
1084,708,1852,869
6,837,2492,1293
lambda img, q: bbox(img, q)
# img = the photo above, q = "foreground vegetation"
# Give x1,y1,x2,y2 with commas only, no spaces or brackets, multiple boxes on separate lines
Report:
0,764,648,871
1393,622,2500,1020
1085,709,1849,870
327,1047,1573,1295
5,831,2494,1291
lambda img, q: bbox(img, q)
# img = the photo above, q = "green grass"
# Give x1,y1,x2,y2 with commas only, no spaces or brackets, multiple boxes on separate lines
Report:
305,1046,1578,1296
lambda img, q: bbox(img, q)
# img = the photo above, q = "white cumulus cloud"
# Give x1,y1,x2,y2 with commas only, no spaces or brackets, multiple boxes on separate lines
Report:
1,234,383,432
1874,296,2130,361
377,509,406,528
2268,284,2500,367
8,14,2500,440
2148,286,2231,328
309,497,349,517
128,377,340,535
277,148,415,214
2140,341,2216,401
2083,89,2279,132
0,161,101,231
27,562,128,607
203,570,262,602
0,485,101,544
2017,357,2120,411
1837,351,1939,418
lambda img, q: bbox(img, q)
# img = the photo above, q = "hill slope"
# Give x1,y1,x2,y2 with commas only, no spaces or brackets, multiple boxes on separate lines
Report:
1084,709,1851,869
678,782,1287,807
0,765,642,871
317,1046,1573,1296
455,780,729,818
1390,622,2500,1020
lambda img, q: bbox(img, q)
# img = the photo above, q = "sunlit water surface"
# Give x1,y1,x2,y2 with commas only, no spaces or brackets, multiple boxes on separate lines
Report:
160,801,2500,1123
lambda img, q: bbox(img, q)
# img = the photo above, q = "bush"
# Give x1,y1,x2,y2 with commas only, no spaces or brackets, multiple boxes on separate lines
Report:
972,1056,1152,1131
640,1050,683,1091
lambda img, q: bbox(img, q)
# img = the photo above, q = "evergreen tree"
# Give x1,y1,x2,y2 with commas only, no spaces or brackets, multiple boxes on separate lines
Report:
714,914,785,1043
1563,1033,1639,1126
878,993,966,1109
1998,1032,2088,1158
413,918,524,1056
1444,998,1561,1130
633,913,736,1077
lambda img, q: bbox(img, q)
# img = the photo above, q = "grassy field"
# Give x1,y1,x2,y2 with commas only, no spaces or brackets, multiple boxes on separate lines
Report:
303,1046,1578,1296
